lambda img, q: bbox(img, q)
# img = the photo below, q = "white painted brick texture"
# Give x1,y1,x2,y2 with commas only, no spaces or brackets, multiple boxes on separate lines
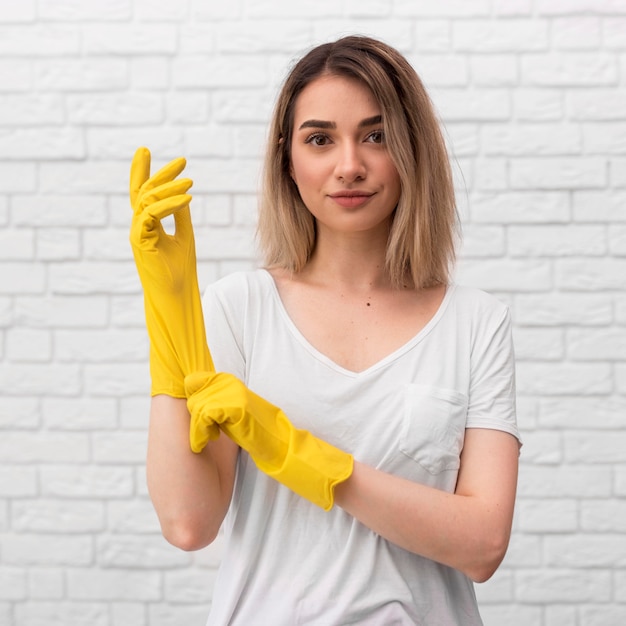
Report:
0,1,624,624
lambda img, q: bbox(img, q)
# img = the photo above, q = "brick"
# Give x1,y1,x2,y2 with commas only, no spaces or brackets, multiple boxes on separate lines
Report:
37,228,81,261
165,92,210,124
458,225,505,258
128,57,170,91
83,24,177,55
0,566,27,600
0,432,88,463
12,194,107,227
110,295,145,328
184,126,233,158
501,533,542,567
37,59,128,92
453,20,548,52
214,89,274,123
232,125,266,159
493,0,532,14
556,258,626,290
572,190,626,222
39,0,131,20
97,535,189,568
565,431,626,463
616,571,626,600
43,397,117,430
510,157,607,190
552,17,602,49
14,602,109,626
148,603,211,626
445,124,480,157
42,465,134,498
135,0,191,20
6,327,51,362
509,225,605,257
217,20,312,53
179,24,216,54
245,0,343,17
470,55,518,86
0,261,46,294
482,124,581,156
516,430,562,464
111,602,147,626
604,17,626,48
0,396,39,429
539,397,626,429
92,431,147,464
0,0,35,21
516,498,578,532
522,52,617,86
455,258,551,292
568,327,626,360
612,157,626,187
545,606,578,626
84,363,150,397
512,327,564,360
516,569,611,603
12,499,104,532
197,226,257,260
67,568,161,601
0,94,64,126
583,122,626,154
546,534,626,567
0,25,80,55
610,224,626,254
28,568,64,600
473,158,508,190
513,88,563,121
516,361,611,395
581,607,626,626
517,465,611,498
581,499,626,532
470,191,569,223
408,55,468,87
537,0,626,14
0,162,36,192
0,466,37,497
119,395,151,429
568,89,626,120
435,89,510,121
15,295,108,328
618,363,626,394
415,20,451,52
49,262,139,295
394,0,490,16
0,127,85,159
474,568,513,603
107,499,160,533
0,228,34,260
68,93,164,125
2,534,93,566
0,59,32,92
0,363,81,396
40,160,128,194
173,55,267,89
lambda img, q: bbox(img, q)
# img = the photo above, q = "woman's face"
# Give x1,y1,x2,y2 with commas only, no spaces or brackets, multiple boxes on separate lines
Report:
289,73,401,239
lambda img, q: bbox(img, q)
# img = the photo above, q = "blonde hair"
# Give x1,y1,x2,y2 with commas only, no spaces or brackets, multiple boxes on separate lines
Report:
258,35,458,289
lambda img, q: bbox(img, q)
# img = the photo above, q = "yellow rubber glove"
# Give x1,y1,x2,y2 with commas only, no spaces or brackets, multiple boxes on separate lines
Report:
129,147,214,397
185,371,354,511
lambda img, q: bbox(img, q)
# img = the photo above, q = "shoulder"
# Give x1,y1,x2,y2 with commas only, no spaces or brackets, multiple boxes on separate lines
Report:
203,268,273,305
449,284,510,319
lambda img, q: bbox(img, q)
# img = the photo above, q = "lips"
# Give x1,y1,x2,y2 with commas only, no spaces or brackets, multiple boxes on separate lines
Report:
328,191,374,208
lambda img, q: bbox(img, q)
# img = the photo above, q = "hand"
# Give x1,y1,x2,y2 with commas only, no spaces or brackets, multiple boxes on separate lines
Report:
129,147,214,397
185,371,354,510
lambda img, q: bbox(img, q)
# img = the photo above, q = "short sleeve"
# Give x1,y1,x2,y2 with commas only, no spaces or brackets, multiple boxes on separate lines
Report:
466,305,521,444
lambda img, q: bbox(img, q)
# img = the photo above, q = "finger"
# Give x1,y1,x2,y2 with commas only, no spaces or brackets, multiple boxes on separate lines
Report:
146,194,193,222
173,204,194,241
129,147,151,209
142,178,193,206
142,156,187,193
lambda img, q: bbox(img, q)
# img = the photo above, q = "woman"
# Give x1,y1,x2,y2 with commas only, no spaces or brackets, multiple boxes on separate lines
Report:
130,36,520,625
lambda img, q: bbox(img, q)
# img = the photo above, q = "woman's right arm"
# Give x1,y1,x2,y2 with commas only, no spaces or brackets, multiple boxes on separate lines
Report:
147,394,239,551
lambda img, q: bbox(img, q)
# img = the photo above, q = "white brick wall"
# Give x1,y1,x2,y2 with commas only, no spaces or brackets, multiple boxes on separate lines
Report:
0,1,624,624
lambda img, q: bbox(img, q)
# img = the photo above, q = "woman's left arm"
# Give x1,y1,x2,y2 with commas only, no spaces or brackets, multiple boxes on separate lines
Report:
334,427,519,583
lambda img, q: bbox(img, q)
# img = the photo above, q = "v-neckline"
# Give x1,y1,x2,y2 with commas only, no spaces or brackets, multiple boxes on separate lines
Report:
259,269,455,378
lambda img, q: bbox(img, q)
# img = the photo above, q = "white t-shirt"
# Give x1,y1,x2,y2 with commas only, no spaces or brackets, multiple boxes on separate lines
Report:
202,269,519,626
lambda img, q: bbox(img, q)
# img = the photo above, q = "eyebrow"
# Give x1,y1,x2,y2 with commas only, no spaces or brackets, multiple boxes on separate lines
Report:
298,114,383,131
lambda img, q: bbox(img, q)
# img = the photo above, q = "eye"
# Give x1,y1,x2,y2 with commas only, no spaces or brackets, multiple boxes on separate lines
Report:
304,133,331,147
366,130,385,144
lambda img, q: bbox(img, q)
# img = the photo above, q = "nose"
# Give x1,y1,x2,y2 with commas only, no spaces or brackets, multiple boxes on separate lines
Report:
334,142,366,183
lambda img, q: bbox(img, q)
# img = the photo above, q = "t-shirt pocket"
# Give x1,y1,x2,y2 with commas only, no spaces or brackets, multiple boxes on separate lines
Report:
400,384,469,475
